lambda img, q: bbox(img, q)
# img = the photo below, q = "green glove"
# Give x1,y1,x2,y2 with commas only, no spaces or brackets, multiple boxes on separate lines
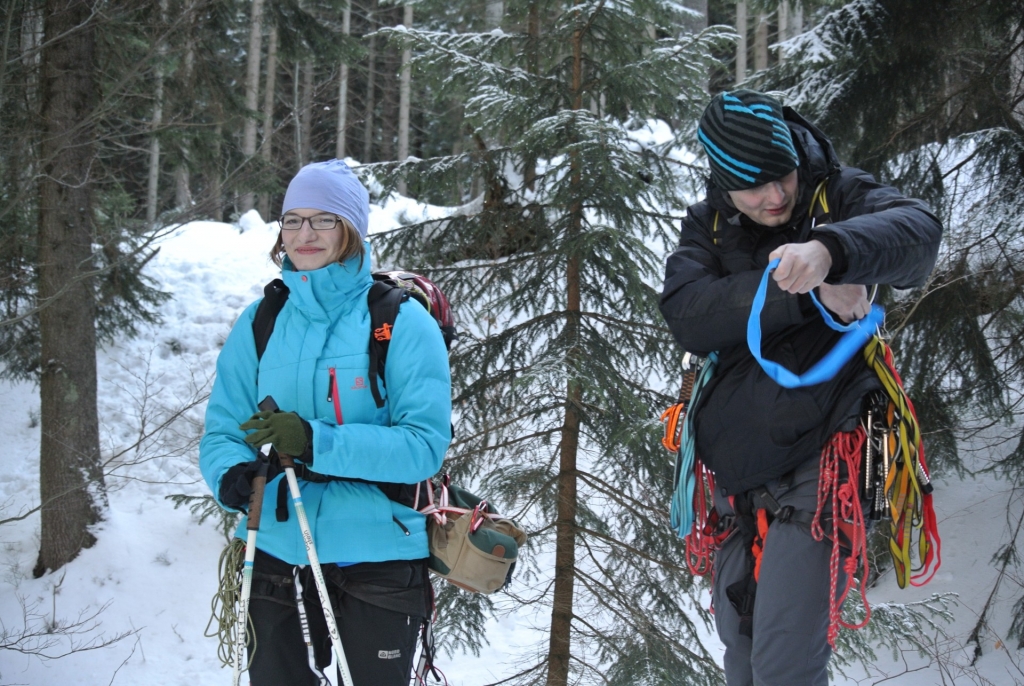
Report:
240,410,313,460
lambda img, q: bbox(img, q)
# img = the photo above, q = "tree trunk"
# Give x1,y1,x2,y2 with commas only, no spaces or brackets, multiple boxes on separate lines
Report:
753,11,768,72
175,16,195,211
146,0,168,224
259,24,278,220
210,119,223,221
240,0,265,213
34,0,105,578
292,62,302,166
335,6,351,159
778,0,788,60
524,1,539,191
379,7,399,164
1011,22,1024,128
546,5,583,684
300,60,314,166
485,0,502,28
680,0,707,34
396,3,412,194
362,7,377,163
0,0,17,125
792,1,803,35
735,1,747,83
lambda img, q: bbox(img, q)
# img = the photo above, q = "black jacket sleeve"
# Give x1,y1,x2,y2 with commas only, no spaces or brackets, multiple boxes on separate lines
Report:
812,166,943,288
659,205,810,355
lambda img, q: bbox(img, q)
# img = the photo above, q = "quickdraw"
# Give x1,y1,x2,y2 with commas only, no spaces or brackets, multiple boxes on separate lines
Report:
862,335,941,589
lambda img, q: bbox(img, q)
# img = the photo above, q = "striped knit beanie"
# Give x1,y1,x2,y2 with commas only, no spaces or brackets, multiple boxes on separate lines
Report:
697,90,799,191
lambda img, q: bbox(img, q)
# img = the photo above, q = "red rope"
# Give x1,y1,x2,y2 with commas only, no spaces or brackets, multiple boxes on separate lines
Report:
684,458,720,576
812,427,871,648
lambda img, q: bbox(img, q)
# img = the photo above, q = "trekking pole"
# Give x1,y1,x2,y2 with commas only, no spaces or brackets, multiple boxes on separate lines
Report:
233,455,270,686
259,396,355,686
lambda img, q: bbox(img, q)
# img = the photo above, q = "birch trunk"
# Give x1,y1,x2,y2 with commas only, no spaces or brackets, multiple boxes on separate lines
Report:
258,24,278,220
240,0,265,213
485,0,502,28
300,60,313,166
754,11,768,72
396,3,412,194
1011,23,1024,127
778,1,788,61
335,5,351,159
175,37,194,210
362,4,378,163
146,0,168,224
735,1,747,83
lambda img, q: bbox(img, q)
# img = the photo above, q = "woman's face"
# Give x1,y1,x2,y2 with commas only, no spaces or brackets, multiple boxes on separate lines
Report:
280,209,349,271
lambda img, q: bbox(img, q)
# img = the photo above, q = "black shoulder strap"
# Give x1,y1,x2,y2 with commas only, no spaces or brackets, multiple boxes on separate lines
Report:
367,281,408,408
253,279,290,362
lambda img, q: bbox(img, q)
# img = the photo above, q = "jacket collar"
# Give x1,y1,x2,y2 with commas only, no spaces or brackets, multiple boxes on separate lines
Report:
280,241,372,320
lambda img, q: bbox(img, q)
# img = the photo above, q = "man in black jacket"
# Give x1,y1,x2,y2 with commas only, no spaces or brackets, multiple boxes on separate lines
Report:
659,90,942,685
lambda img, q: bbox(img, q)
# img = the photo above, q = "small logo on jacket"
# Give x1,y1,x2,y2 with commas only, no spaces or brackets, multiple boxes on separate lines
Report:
352,376,367,390
378,649,401,660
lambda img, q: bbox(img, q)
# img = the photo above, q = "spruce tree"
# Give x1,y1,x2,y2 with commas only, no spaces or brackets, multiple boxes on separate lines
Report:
374,4,728,684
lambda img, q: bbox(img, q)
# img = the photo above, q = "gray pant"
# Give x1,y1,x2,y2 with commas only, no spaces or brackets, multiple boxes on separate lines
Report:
712,456,840,686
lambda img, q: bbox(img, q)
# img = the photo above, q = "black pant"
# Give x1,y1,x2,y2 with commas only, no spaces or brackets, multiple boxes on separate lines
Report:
247,550,428,686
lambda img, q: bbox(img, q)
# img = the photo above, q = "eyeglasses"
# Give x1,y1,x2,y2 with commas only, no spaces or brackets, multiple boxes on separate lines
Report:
279,213,342,231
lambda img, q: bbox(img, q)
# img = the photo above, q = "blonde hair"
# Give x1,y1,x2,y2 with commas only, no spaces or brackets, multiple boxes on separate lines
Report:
270,216,365,269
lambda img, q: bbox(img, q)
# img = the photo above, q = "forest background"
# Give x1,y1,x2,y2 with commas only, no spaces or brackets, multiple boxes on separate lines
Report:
1,0,1024,684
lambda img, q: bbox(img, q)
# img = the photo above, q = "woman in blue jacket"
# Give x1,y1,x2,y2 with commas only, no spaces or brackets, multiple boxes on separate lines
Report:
200,160,452,686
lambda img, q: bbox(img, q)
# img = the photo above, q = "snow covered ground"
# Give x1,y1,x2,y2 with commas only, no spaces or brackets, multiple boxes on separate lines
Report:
1,197,1022,685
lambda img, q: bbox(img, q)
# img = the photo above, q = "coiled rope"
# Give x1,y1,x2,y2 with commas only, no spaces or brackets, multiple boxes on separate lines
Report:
204,538,255,669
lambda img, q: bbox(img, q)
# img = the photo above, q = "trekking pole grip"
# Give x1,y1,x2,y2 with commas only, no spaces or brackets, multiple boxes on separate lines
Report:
247,459,270,531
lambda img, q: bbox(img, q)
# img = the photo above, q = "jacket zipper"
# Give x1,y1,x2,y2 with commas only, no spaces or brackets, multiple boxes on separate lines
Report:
327,367,343,425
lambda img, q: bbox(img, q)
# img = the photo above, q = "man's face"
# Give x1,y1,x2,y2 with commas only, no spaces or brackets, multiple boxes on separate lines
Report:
727,169,799,227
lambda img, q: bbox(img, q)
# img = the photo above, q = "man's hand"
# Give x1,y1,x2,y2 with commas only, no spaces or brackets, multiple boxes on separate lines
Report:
240,410,312,459
817,283,871,323
768,240,832,294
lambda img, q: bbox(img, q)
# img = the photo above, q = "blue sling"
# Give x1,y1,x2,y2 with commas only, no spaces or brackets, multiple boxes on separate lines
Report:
747,258,884,388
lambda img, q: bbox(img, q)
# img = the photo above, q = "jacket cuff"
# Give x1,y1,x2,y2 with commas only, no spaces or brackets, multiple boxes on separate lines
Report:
811,232,847,282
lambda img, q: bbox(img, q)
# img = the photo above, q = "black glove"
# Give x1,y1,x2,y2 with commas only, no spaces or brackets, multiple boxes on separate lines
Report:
219,459,281,512
239,410,314,464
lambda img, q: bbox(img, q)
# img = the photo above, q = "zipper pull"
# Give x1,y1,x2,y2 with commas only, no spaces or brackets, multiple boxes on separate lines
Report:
328,367,343,425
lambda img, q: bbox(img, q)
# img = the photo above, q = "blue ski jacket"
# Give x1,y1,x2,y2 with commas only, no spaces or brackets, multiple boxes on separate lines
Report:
200,243,452,564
